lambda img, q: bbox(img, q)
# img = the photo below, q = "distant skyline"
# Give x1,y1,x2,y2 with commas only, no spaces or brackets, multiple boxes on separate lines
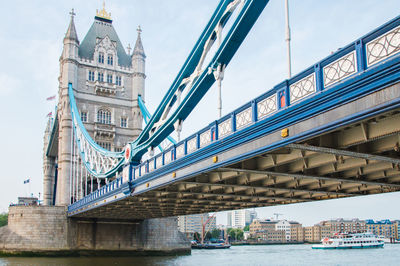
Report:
0,1,400,226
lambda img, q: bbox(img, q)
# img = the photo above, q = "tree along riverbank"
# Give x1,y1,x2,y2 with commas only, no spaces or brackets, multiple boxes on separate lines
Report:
0,214,7,227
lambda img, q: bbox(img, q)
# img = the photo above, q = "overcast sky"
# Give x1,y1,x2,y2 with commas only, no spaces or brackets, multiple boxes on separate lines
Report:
0,0,399,226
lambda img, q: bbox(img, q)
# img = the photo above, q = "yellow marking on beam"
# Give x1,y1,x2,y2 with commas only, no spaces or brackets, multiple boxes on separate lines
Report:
172,172,176,178
281,128,289,138
213,156,218,163
146,183,150,188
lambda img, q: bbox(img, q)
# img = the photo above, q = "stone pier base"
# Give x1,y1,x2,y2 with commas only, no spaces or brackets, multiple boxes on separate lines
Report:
0,206,190,256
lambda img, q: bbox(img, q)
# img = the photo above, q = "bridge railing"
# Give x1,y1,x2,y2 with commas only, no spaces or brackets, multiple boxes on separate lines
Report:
68,14,400,213
68,175,126,212
131,15,400,180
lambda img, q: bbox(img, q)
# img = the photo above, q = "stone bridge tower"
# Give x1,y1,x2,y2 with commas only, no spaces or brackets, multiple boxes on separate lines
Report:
43,6,146,206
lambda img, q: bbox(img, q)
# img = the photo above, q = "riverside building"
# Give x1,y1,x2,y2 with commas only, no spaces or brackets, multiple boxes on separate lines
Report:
227,209,257,228
324,218,366,233
178,213,216,237
249,219,303,243
365,219,397,239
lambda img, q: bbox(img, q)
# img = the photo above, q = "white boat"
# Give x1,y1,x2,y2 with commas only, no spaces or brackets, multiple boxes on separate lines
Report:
377,235,391,243
312,232,384,249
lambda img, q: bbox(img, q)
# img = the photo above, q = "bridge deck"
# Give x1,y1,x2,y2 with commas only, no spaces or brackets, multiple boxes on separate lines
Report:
70,81,400,219
68,14,400,219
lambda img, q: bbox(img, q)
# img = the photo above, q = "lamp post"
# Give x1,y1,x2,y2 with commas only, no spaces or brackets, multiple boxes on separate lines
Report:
284,0,292,78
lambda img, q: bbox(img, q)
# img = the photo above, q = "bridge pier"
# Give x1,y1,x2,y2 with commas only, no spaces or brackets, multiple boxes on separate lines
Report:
0,206,190,256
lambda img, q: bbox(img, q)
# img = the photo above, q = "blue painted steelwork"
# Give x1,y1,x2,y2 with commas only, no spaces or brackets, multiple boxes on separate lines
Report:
137,95,176,152
127,0,270,163
67,0,269,178
125,13,400,183
69,83,125,178
67,13,400,214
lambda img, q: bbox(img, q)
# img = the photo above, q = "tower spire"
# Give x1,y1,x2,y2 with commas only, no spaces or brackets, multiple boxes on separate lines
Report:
65,8,79,43
96,1,112,22
132,25,145,57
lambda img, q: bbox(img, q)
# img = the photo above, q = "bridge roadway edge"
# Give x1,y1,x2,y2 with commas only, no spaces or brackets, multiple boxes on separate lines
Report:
130,62,400,197
0,206,190,256
131,81,400,196
68,53,400,218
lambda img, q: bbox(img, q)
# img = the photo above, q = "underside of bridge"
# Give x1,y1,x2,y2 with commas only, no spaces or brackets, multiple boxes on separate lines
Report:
75,106,400,220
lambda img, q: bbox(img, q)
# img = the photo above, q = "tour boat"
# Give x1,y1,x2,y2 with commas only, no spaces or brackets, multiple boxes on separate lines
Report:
312,232,384,249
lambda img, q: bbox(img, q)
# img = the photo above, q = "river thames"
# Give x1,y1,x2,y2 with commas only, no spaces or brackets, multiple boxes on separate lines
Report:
0,244,399,266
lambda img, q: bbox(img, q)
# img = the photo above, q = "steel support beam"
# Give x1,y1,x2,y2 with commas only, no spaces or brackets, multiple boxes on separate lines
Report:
218,168,400,188
178,181,353,197
288,144,400,165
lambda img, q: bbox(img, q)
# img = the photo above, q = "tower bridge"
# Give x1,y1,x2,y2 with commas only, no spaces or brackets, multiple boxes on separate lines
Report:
1,0,400,256
67,10,400,219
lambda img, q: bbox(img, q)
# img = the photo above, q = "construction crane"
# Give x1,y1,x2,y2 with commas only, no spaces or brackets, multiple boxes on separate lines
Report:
274,213,283,220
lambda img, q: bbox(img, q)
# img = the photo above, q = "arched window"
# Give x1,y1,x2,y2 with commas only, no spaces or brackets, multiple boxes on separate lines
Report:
98,52,104,64
107,54,113,65
97,109,111,124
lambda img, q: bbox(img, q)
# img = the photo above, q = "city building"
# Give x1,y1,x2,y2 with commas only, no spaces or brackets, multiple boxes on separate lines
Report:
290,225,304,242
247,209,258,226
325,218,366,233
288,221,303,242
249,219,277,238
249,219,303,242
258,229,286,242
178,213,216,237
393,220,400,240
304,223,332,243
227,209,257,228
365,219,397,239
275,220,291,241
42,5,146,205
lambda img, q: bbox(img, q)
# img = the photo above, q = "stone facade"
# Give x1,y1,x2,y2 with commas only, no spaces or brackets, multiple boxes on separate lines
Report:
0,206,190,256
43,7,146,206
0,206,69,252
18,6,191,256
324,218,366,233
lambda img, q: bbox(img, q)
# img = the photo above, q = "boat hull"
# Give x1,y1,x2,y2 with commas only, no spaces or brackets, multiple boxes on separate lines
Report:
191,243,231,249
312,243,384,249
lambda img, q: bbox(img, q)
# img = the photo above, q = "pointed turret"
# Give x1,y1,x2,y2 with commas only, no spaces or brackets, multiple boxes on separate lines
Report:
132,26,145,57
131,26,146,132
62,9,79,61
64,9,79,43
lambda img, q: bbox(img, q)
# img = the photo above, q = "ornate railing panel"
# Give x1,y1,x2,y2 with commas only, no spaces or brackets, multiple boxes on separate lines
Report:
236,107,253,129
290,73,316,103
323,51,357,87
257,94,277,119
367,24,400,67
176,144,185,159
218,119,232,139
187,137,197,153
200,130,211,148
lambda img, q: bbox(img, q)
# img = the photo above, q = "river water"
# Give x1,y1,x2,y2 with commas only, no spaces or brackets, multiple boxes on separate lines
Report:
1,244,399,265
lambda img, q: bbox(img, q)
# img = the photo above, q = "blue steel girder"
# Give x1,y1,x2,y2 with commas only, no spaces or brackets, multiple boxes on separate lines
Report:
69,84,125,178
67,0,269,178
68,12,400,216
127,0,269,163
137,95,176,153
